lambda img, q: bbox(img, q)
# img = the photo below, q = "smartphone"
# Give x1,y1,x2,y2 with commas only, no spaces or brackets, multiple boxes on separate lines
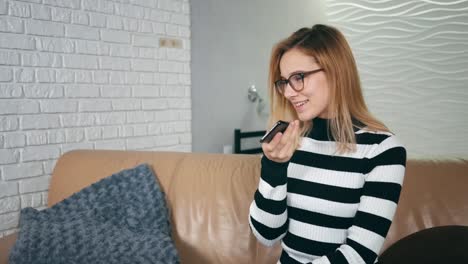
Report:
259,120,289,143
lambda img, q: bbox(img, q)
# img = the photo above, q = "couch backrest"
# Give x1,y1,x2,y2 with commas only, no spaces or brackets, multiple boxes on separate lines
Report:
382,158,468,251
49,150,281,264
49,150,468,262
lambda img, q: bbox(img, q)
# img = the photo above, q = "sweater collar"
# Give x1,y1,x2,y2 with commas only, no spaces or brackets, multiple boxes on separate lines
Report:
307,117,331,141
307,117,363,141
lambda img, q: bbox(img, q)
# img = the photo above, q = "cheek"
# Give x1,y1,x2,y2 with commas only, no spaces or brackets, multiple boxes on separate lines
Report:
304,78,327,98
314,76,329,99
318,85,330,101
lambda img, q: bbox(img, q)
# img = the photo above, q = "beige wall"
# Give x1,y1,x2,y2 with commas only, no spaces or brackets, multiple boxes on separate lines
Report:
191,0,326,153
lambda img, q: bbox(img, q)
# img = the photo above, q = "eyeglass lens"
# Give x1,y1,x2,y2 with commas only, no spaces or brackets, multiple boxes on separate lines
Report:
276,73,304,94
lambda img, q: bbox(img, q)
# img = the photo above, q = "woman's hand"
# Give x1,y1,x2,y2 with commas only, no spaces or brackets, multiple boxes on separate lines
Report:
261,120,300,163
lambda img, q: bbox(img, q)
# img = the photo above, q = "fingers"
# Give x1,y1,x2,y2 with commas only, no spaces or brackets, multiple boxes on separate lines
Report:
277,121,299,157
267,130,284,150
279,120,297,145
262,120,300,162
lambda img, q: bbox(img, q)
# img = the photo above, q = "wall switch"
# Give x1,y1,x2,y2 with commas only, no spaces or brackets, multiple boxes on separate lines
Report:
159,38,183,49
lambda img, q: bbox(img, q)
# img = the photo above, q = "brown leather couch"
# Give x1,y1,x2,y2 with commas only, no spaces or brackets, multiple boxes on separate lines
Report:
1,150,467,263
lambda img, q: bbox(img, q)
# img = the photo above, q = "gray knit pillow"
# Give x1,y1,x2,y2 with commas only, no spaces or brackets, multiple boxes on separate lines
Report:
9,164,179,264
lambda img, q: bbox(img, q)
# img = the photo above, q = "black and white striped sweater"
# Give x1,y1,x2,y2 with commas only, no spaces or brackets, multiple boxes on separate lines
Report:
249,117,406,264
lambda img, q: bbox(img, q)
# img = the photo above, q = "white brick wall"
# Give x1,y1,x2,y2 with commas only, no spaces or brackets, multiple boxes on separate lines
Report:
0,0,191,237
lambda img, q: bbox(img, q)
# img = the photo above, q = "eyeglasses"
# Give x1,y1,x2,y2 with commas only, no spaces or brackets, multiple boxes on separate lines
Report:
274,68,324,94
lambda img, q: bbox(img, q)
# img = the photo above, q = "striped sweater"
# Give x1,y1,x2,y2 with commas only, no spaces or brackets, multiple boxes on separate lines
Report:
249,117,406,264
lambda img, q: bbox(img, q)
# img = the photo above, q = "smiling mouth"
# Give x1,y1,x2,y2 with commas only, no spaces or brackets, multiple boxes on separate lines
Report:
292,100,309,108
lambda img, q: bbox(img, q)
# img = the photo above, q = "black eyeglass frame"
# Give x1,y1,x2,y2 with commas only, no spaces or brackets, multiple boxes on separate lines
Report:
274,68,324,94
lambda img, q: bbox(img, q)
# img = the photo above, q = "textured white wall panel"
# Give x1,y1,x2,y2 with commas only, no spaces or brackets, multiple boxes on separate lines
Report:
326,0,468,158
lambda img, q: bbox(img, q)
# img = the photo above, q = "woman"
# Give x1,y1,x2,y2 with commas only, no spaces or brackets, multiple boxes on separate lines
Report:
249,24,406,264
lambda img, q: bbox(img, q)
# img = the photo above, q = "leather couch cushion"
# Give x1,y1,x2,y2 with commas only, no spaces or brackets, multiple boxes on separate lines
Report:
47,150,282,264
0,233,17,264
379,225,468,264
382,159,468,252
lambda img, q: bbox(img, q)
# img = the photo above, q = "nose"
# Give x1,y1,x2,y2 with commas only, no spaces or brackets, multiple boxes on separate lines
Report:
283,83,298,98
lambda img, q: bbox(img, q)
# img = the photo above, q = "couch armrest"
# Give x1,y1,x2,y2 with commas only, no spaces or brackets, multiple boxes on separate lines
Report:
379,225,468,263
0,233,17,264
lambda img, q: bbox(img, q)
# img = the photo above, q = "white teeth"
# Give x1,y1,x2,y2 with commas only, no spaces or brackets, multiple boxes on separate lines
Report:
294,100,308,107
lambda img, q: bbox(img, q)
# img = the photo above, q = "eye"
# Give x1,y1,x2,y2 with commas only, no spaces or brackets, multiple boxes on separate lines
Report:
291,74,303,82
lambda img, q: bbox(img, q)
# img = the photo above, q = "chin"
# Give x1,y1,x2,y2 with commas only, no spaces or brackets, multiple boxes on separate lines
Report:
305,108,330,120
297,112,315,121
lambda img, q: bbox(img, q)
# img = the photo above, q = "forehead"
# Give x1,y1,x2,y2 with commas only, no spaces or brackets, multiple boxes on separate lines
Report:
279,48,318,77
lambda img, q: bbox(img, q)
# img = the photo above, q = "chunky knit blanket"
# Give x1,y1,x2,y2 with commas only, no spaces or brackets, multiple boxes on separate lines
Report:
9,164,180,264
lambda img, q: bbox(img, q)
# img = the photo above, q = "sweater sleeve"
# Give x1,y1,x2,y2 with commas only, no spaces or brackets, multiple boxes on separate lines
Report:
312,135,407,264
249,155,290,246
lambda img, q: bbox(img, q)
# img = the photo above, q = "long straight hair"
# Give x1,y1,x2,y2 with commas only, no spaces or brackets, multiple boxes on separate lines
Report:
268,24,389,153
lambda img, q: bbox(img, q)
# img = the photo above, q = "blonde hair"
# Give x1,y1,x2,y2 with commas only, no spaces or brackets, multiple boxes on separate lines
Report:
268,24,389,153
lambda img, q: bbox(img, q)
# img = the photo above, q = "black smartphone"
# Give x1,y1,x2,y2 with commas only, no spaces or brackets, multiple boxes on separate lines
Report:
259,120,289,143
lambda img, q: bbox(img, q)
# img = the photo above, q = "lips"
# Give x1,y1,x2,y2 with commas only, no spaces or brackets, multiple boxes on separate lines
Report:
292,100,309,108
